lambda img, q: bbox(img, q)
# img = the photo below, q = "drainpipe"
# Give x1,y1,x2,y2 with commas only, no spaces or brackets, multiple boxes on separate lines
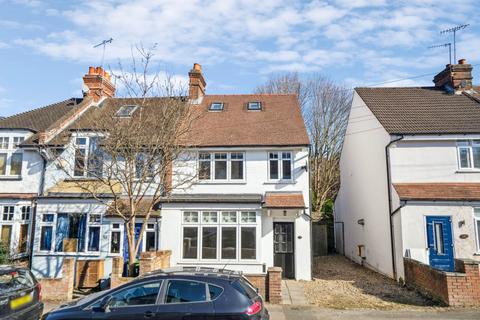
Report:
385,135,403,280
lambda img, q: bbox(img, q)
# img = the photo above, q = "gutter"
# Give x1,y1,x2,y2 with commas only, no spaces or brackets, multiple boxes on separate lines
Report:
385,135,403,280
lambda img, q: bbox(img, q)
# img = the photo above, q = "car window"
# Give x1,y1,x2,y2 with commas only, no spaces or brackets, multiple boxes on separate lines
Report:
165,280,206,304
108,282,161,308
0,269,34,295
208,284,223,300
232,278,257,299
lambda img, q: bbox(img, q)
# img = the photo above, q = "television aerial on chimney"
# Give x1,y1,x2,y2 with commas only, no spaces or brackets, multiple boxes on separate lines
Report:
93,37,113,68
428,43,452,64
440,24,469,62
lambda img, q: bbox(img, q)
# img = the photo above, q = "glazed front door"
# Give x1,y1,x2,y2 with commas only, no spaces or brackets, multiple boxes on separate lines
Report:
426,216,454,272
273,222,295,279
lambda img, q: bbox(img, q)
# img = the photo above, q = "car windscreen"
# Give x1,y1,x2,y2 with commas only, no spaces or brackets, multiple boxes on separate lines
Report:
0,269,34,295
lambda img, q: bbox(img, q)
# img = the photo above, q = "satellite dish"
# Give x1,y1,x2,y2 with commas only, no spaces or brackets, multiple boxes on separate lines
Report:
82,83,90,96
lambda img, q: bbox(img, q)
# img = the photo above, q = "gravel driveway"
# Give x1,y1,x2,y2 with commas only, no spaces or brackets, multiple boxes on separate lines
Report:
303,255,439,310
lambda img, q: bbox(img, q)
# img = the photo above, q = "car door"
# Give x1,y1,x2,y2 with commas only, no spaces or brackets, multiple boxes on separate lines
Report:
94,280,162,320
155,279,214,320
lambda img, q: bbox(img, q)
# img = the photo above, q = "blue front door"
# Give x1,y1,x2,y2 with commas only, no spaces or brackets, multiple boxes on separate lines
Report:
123,223,143,276
426,216,454,272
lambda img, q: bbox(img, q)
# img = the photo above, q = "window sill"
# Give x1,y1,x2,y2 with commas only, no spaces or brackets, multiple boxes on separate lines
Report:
196,181,247,185
178,260,261,265
0,175,22,180
456,170,480,173
264,180,295,185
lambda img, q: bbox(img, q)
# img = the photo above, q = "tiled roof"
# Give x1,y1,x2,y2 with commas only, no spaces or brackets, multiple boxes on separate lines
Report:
0,98,83,133
0,193,36,199
356,87,480,135
106,198,161,217
51,94,309,147
264,192,305,208
394,183,480,201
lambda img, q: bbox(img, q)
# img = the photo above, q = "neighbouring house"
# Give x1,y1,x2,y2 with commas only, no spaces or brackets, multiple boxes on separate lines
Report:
0,99,82,261
335,59,480,280
1,64,312,283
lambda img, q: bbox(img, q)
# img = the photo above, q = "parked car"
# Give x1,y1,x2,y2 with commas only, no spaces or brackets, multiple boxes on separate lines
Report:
42,267,269,319
0,265,43,320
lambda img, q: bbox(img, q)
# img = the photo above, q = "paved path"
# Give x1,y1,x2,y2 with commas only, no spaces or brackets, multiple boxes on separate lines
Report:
281,280,309,305
267,305,480,320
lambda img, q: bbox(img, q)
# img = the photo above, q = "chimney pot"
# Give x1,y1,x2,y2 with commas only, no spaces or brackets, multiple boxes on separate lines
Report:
459,59,466,65
88,66,95,75
83,66,116,102
193,63,202,71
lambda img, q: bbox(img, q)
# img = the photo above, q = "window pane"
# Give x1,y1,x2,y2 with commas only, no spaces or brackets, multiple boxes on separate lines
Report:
476,220,480,250
146,231,156,251
202,211,218,223
473,147,480,169
199,161,211,180
214,154,227,180
221,211,237,223
111,231,121,253
241,227,256,260
459,147,471,168
183,212,198,223
183,227,198,259
10,153,22,175
88,138,104,177
269,160,278,179
208,284,223,300
109,282,161,307
165,280,206,303
434,223,444,254
55,214,69,252
221,227,236,259
282,159,292,179
1,225,12,249
202,227,217,259
74,148,86,176
40,226,52,251
231,160,243,180
241,212,256,223
0,137,9,149
0,154,6,175
43,214,54,222
88,226,100,251
19,224,28,253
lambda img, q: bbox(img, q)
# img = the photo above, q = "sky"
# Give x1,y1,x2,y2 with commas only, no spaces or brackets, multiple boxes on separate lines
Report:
0,0,479,117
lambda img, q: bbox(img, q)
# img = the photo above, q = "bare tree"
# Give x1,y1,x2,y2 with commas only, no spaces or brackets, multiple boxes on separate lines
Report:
256,74,351,220
51,47,197,275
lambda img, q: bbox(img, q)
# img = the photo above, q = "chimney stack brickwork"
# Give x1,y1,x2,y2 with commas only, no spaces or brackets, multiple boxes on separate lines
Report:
433,59,473,93
82,66,116,102
188,63,206,103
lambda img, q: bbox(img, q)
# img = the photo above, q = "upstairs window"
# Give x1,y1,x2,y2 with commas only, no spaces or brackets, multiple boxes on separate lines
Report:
116,105,138,117
0,137,9,149
198,152,245,181
2,206,14,221
247,102,262,111
13,137,24,147
74,137,103,177
209,102,224,111
21,206,31,221
0,136,23,176
457,140,480,170
269,151,292,181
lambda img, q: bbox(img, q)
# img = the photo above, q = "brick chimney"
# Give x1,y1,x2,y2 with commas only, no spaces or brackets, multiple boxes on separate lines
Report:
433,59,473,93
82,66,115,102
188,63,206,103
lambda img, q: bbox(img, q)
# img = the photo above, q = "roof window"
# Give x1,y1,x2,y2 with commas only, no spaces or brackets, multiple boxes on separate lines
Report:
116,105,138,117
209,102,224,111
247,102,262,111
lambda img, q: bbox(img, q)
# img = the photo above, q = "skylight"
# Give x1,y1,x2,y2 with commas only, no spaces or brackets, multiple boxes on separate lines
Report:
247,102,262,111
209,102,224,111
116,105,138,117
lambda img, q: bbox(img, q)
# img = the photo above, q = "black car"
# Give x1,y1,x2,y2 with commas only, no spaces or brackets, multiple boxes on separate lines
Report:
42,267,269,320
0,265,43,320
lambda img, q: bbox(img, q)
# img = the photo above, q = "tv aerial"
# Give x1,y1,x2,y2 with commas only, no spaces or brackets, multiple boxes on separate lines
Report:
440,24,469,62
93,38,113,68
428,43,452,65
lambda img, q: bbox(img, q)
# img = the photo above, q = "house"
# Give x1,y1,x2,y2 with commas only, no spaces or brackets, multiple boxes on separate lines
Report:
335,59,480,280
0,64,312,281
0,99,82,260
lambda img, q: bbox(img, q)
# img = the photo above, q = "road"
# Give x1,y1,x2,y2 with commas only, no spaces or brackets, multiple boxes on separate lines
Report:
268,305,480,320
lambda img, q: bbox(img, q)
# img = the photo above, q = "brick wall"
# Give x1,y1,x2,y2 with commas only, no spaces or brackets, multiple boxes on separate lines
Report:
245,267,282,304
39,258,74,301
139,250,171,275
245,274,266,298
404,258,480,307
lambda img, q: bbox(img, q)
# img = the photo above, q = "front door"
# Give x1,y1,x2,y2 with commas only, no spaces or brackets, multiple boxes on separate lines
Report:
273,222,295,279
426,216,454,272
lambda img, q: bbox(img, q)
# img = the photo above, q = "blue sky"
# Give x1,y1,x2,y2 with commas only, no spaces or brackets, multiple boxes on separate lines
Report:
0,0,478,116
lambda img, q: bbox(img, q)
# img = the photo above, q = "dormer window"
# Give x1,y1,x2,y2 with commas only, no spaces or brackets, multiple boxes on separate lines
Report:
209,102,224,111
247,102,262,111
116,105,138,117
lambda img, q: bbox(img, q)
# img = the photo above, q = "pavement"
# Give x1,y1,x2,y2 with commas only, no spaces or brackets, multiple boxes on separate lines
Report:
281,280,309,305
267,305,480,320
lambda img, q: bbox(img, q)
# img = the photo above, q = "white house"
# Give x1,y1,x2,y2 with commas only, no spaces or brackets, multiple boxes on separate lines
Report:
335,59,480,280
0,99,82,261
2,64,312,281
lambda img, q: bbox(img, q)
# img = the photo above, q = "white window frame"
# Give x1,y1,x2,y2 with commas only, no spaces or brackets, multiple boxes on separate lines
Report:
268,151,293,182
180,210,259,263
457,140,480,171
209,102,224,111
0,136,24,177
109,223,123,255
474,208,480,252
197,152,246,183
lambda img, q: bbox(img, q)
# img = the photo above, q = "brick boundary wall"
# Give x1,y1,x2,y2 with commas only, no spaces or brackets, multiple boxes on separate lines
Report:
245,267,282,303
245,274,267,298
38,258,75,301
404,257,480,307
